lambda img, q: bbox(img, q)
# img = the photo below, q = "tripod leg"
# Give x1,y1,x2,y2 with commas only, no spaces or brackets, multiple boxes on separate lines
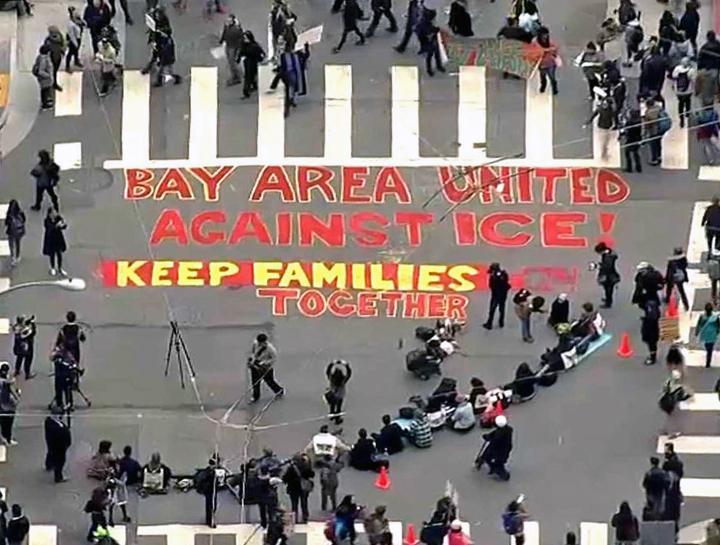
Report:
76,387,92,407
164,325,177,377
176,331,197,377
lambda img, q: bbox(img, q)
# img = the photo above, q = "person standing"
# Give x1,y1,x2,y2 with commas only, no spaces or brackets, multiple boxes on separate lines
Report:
663,442,684,478
84,487,110,542
642,300,661,366
32,46,55,110
679,2,700,53
44,404,71,482
698,31,720,84
514,288,536,343
537,27,559,95
643,98,665,166
4,200,26,267
643,457,669,518
695,303,720,367
632,262,665,310
364,505,392,545
704,198,720,253
478,415,513,481
44,25,66,91
196,457,221,528
282,453,314,524
325,359,351,424
696,106,720,165
30,149,60,211
621,109,643,173
83,0,112,55
219,14,243,86
365,0,398,38
593,242,620,308
0,363,19,447
317,454,343,512
12,316,35,379
248,333,285,403
275,42,310,117
43,207,68,277
95,37,117,97
502,499,528,545
240,31,265,99
610,502,640,545
671,57,694,128
333,0,365,53
394,0,420,53
448,0,473,36
65,7,84,73
5,505,29,545
584,94,616,159
483,262,511,330
665,247,689,310
57,311,86,365
418,10,444,76
577,42,604,99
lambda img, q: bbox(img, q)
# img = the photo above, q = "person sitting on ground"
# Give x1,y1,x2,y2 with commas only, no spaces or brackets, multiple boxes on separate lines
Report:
548,294,570,328
426,377,459,412
409,408,433,448
87,440,117,480
349,428,387,472
139,452,172,495
570,302,602,340
373,414,404,455
449,395,476,432
468,378,488,415
508,363,536,402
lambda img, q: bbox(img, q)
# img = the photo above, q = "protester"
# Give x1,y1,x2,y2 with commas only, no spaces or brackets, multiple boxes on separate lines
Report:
219,14,243,86
477,415,513,481
95,37,118,97
317,455,343,511
663,442,684,479
282,453,314,524
240,31,265,99
44,404,71,482
5,200,26,267
449,395,475,432
409,408,433,448
641,300,661,366
577,42,604,99
333,0,365,53
146,31,182,87
349,428,387,472
671,57,694,128
0,363,19,447
87,440,116,480
448,0,473,37
44,25,66,91
43,207,68,276
632,263,665,310
83,0,112,54
660,369,691,439
364,505,392,545
325,360,351,424
584,94,616,159
696,107,720,165
65,7,84,72
680,2,700,52
32,45,55,110
665,343,686,377
483,263,511,330
665,247,689,310
196,457,221,528
624,19,644,67
335,495,362,544
365,0,398,38
12,315,35,379
139,452,172,494
696,302,720,367
514,288,541,343
621,109,643,173
502,499,528,545
117,445,142,486
248,333,285,403
610,501,640,545
642,457,668,519
537,27,559,94
374,414,404,454
643,98,665,166
273,42,310,117
30,149,60,211
5,505,29,545
418,10,444,76
105,468,130,525
84,487,110,542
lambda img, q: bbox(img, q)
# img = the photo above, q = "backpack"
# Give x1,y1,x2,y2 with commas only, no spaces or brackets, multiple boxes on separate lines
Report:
502,512,522,535
676,70,690,93
657,109,672,134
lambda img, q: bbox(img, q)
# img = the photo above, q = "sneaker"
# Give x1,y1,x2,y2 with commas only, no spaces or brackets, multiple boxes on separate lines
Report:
49,267,57,276
276,388,286,398
332,47,340,54
482,322,492,330
8,440,18,446
25,373,36,380
54,84,63,92
59,268,68,276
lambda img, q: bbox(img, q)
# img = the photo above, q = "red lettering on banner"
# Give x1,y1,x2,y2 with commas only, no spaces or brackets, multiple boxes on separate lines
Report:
328,290,356,317
446,294,469,320
125,169,154,199
541,212,588,248
250,166,295,202
150,209,189,245
396,212,433,246
516,168,533,203
427,294,448,318
341,167,372,203
276,212,292,245
453,212,477,246
570,168,594,204
154,169,194,201
479,212,534,247
596,169,630,204
438,166,475,203
358,292,380,317
229,212,273,245
403,293,427,318
256,288,299,315
374,167,411,203
350,212,390,247
297,166,336,202
535,168,567,204
379,292,402,317
187,167,235,202
190,210,226,245
298,289,327,317
298,213,345,247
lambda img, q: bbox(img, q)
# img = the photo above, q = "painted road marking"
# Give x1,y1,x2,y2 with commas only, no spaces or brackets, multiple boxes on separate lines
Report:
688,201,711,264
189,66,218,162
0,240,9,257
54,71,83,117
121,71,150,163
391,65,420,160
580,522,608,545
29,525,57,545
0,204,7,220
525,74,553,162
685,349,720,368
324,64,353,161
257,64,285,161
458,65,487,160
0,319,8,335
108,525,127,545
699,165,720,181
0,446,5,463
680,393,720,411
509,521,539,545
53,142,82,171
661,79,689,170
681,478,720,497
0,278,11,293
658,434,720,453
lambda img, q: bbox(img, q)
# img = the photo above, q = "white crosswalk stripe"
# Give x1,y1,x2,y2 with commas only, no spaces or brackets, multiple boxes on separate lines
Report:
104,65,639,170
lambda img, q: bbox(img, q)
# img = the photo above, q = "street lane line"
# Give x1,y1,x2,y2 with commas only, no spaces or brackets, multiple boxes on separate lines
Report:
698,165,720,181
121,71,150,164
391,65,420,160
53,142,82,171
0,240,9,257
0,278,11,293
108,525,126,545
661,80,689,170
0,204,7,220
657,434,720,453
0,319,9,335
257,65,285,160
54,72,82,117
29,525,57,545
0,446,5,462
679,393,720,411
508,521,538,545
592,125,620,168
525,75,553,162
189,66,218,162
685,349,720,368
580,522,608,545
681,478,720,497
688,202,710,264
324,64,353,161
458,65,487,160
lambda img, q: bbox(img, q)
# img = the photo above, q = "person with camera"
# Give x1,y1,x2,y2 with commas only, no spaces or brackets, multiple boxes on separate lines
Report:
42,207,68,277
196,455,224,528
52,344,76,411
44,403,71,482
0,363,20,446
248,333,285,403
12,315,36,380
57,311,86,366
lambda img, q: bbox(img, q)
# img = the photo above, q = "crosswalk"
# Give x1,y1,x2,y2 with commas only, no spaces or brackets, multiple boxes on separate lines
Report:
82,63,696,171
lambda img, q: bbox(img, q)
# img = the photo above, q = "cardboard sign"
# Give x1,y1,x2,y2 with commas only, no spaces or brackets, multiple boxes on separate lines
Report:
295,25,323,50
660,317,680,342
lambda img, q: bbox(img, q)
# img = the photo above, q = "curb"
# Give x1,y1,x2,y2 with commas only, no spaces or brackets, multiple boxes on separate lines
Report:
0,36,17,132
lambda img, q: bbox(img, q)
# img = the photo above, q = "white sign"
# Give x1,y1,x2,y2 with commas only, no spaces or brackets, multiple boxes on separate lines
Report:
145,13,156,31
295,25,323,50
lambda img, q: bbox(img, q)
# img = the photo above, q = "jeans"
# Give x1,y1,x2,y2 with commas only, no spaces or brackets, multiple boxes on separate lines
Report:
485,295,506,327
677,94,691,126
250,367,283,402
320,485,337,511
520,316,531,340
289,492,309,523
705,342,715,367
336,25,364,50
65,41,81,70
225,46,242,82
366,7,397,35
425,42,442,74
14,351,33,378
649,137,662,163
539,65,558,94
0,411,14,442
40,86,54,108
8,235,21,260
624,144,642,172
602,282,615,307
35,184,59,210
666,281,689,310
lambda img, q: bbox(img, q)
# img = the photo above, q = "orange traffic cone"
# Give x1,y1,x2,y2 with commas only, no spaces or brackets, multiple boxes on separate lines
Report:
617,332,634,358
404,524,419,545
666,294,679,318
375,466,391,490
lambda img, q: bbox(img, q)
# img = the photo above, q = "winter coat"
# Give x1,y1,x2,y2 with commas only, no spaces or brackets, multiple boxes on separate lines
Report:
5,210,26,239
482,425,513,462
30,161,60,189
699,38,720,70
83,2,112,33
597,249,620,285
679,7,700,40
696,313,720,344
342,0,363,28
42,215,67,256
45,26,67,64
32,53,54,88
488,269,511,297
611,512,639,541
641,301,661,344
448,1,473,37
666,255,688,284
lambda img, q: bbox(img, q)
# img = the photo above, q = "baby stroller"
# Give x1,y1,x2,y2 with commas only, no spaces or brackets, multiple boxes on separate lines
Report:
406,342,443,380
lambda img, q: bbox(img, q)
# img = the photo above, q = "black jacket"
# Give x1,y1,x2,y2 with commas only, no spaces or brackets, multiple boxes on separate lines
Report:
699,39,720,70
375,423,404,454
448,1,473,37
488,269,511,297
703,203,720,230
483,426,513,462
342,0,363,27
44,416,71,453
598,249,620,285
282,461,314,496
643,466,669,495
497,25,533,43
6,516,29,544
663,454,684,478
666,255,688,284
679,8,700,39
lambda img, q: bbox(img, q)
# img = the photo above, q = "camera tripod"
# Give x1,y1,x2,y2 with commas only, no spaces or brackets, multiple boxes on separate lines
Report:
164,320,197,389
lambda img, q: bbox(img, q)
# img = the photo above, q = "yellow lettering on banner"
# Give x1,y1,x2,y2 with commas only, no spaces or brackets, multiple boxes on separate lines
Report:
351,263,367,289
417,265,447,292
397,264,414,291
311,263,347,289
253,262,284,287
177,261,204,286
447,265,479,292
369,264,395,291
151,261,174,286
279,262,311,288
209,262,240,286
117,260,147,287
